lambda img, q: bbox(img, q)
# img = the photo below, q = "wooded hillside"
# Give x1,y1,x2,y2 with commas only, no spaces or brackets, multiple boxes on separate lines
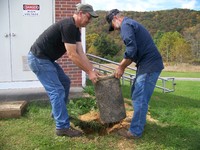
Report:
86,9,200,64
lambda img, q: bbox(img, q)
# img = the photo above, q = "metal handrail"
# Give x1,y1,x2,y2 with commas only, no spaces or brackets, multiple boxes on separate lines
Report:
87,53,137,71
87,53,175,93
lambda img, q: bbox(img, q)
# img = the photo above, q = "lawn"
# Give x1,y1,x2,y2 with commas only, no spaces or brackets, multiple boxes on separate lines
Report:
126,69,200,78
160,71,200,78
0,79,200,150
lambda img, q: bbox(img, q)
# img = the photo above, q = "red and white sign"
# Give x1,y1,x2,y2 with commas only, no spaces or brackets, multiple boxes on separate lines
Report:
23,4,40,16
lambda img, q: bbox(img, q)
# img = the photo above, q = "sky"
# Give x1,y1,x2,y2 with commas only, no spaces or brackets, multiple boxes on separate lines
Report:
85,0,200,11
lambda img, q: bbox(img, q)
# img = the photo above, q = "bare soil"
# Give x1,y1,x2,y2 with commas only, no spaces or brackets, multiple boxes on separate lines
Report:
78,98,159,135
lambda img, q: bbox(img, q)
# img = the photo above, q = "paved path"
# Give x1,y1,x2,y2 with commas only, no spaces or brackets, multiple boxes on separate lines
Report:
174,77,200,81
0,81,83,101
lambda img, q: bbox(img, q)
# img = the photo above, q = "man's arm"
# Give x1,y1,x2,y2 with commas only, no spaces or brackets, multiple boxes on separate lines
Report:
64,42,98,83
115,58,132,79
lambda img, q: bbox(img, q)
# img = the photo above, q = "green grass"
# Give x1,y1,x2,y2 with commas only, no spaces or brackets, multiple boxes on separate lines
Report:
149,81,200,150
126,69,200,78
160,71,200,78
0,80,200,150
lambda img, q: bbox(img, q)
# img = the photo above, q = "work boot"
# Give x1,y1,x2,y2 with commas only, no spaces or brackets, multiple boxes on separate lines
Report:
117,128,141,139
56,127,83,137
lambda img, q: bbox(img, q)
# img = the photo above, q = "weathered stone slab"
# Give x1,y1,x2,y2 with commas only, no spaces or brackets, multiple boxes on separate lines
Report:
94,75,126,124
0,101,27,119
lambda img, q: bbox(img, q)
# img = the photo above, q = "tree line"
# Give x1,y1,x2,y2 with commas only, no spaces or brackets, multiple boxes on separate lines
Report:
86,9,200,64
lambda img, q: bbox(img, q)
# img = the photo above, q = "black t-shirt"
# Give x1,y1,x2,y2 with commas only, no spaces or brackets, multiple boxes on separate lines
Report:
30,17,81,61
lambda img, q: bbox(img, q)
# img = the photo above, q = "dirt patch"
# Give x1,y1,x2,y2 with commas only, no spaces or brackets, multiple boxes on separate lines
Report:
78,101,159,135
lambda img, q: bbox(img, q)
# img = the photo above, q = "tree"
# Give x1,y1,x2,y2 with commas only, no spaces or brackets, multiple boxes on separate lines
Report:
157,31,192,63
183,24,200,60
173,38,192,63
93,34,120,57
86,33,99,53
153,30,164,46
157,32,175,63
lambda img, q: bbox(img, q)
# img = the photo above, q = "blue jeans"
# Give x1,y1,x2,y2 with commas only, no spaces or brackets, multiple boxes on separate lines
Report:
27,51,71,129
130,72,161,137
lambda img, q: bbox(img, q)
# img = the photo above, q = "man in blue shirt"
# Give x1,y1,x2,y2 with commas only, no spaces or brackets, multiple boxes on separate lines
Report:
106,9,164,139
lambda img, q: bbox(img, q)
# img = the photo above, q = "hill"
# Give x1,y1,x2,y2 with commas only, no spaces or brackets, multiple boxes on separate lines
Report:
86,9,200,64
86,9,200,36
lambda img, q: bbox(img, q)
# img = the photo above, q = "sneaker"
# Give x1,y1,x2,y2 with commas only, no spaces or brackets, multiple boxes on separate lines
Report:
117,128,141,139
56,127,83,137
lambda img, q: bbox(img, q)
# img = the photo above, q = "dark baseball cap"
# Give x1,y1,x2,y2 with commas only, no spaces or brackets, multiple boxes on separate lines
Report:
76,3,98,18
106,9,120,31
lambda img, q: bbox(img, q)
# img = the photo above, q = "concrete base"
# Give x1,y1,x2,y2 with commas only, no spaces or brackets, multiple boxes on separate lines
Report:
0,81,84,102
0,87,83,102
0,101,27,119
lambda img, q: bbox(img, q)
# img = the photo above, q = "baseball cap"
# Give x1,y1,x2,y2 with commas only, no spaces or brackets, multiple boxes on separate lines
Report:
76,3,98,18
106,9,120,31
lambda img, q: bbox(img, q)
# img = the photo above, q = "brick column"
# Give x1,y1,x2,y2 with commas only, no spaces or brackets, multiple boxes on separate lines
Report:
55,0,82,87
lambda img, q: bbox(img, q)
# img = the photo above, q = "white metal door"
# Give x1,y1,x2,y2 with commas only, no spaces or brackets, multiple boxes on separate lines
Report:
0,0,54,82
0,0,12,82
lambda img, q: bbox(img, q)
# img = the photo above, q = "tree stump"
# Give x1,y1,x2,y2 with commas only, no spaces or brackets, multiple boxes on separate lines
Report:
94,75,126,123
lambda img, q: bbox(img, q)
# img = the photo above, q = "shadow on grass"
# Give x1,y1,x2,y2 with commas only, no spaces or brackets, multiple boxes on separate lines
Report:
151,91,200,109
27,100,51,108
120,85,200,149
22,100,51,118
145,91,200,149
142,122,200,150
70,117,109,136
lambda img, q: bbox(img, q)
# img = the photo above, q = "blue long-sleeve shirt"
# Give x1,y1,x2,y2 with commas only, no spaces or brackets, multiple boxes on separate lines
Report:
120,17,164,74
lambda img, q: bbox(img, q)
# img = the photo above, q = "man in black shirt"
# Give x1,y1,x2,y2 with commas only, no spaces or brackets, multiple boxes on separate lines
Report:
28,3,99,137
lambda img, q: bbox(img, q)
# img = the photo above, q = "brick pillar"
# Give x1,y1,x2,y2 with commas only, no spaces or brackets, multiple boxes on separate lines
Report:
55,0,82,87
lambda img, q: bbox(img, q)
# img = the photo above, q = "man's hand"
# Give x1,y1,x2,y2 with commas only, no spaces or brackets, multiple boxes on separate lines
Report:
114,66,125,79
114,58,132,79
88,69,99,84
